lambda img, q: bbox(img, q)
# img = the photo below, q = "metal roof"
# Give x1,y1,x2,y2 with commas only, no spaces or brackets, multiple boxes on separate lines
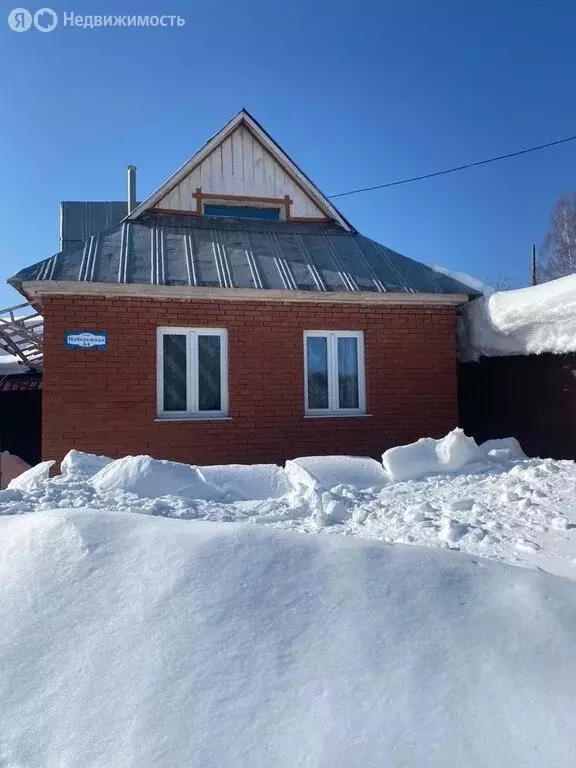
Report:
60,201,138,250
10,213,477,296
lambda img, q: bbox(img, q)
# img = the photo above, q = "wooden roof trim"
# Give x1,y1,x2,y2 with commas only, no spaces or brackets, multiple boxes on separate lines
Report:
22,280,468,306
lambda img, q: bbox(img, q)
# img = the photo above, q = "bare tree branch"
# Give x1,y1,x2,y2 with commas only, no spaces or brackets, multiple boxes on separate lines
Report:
487,274,516,291
539,193,576,281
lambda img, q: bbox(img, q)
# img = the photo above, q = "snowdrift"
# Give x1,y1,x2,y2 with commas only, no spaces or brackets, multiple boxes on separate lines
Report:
382,428,482,482
0,509,575,767
4,430,573,578
0,451,30,489
6,430,526,505
197,463,291,500
285,454,388,491
459,273,576,360
90,454,222,501
61,449,112,479
7,459,54,492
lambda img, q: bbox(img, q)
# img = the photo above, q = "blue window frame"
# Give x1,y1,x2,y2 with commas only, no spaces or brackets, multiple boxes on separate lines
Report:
203,204,280,220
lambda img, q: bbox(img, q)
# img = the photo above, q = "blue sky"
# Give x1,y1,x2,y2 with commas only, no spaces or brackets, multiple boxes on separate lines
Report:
1,0,575,306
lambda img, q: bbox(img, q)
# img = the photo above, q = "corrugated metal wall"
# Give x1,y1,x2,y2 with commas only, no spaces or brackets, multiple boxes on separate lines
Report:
60,201,134,250
459,354,576,459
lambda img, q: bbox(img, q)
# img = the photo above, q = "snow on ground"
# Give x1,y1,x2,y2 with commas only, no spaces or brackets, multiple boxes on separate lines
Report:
3,432,576,579
459,272,576,360
0,450,30,489
1,508,576,767
382,428,482,481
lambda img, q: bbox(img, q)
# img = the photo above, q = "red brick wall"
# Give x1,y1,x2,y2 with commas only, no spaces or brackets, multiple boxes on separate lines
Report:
42,296,458,465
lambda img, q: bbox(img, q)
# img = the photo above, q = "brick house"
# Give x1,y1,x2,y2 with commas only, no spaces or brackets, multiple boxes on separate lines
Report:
8,110,475,465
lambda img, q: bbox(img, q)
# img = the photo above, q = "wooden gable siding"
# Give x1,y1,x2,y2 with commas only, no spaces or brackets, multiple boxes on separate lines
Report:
156,125,326,219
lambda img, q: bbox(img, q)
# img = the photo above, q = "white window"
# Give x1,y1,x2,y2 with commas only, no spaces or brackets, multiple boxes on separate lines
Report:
304,331,366,415
157,328,228,418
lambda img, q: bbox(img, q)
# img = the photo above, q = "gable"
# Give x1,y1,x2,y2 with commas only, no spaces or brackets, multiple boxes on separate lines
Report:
156,124,327,220
129,110,353,230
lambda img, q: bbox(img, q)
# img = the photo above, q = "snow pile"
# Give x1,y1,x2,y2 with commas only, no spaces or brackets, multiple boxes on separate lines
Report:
197,463,291,501
479,436,526,461
91,455,223,502
7,459,54,492
90,456,295,504
3,431,576,576
1,509,576,767
383,428,482,482
0,451,30,489
285,455,388,491
61,449,112,479
459,273,576,360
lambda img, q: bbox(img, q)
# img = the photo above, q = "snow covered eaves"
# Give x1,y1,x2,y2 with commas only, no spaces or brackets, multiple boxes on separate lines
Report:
430,264,493,296
458,273,576,361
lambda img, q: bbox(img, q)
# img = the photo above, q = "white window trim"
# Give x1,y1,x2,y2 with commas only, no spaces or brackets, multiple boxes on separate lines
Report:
303,330,366,416
157,327,228,419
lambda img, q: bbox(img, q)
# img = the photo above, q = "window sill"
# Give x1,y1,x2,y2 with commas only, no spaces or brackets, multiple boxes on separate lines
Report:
155,416,232,423
304,413,372,419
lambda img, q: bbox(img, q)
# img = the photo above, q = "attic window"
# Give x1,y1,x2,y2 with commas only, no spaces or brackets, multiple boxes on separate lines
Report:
203,204,280,220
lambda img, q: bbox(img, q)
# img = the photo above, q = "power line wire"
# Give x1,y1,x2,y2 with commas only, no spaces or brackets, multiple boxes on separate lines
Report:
328,133,576,199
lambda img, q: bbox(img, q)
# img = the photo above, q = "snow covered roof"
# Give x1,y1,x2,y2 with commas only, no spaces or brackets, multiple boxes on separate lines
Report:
430,264,494,296
0,352,27,376
458,273,576,361
9,213,477,297
0,351,43,386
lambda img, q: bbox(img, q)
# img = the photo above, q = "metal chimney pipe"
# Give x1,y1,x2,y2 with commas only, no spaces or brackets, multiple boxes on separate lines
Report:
127,165,137,214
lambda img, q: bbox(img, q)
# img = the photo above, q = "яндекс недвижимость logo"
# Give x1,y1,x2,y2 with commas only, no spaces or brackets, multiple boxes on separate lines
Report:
7,8,185,30
8,7,58,31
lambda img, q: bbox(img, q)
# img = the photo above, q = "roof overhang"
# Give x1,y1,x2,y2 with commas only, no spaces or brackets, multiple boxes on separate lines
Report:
21,280,469,306
126,109,354,232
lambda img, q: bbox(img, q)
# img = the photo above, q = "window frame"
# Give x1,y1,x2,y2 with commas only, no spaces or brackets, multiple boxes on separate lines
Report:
157,327,228,419
303,330,366,416
203,203,281,221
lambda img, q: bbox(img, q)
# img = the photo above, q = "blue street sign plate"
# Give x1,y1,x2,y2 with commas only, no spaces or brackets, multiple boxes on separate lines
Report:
64,331,108,349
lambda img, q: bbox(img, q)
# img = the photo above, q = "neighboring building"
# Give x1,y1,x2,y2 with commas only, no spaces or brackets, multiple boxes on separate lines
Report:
458,274,576,459
0,306,43,465
0,365,42,467
8,110,476,465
